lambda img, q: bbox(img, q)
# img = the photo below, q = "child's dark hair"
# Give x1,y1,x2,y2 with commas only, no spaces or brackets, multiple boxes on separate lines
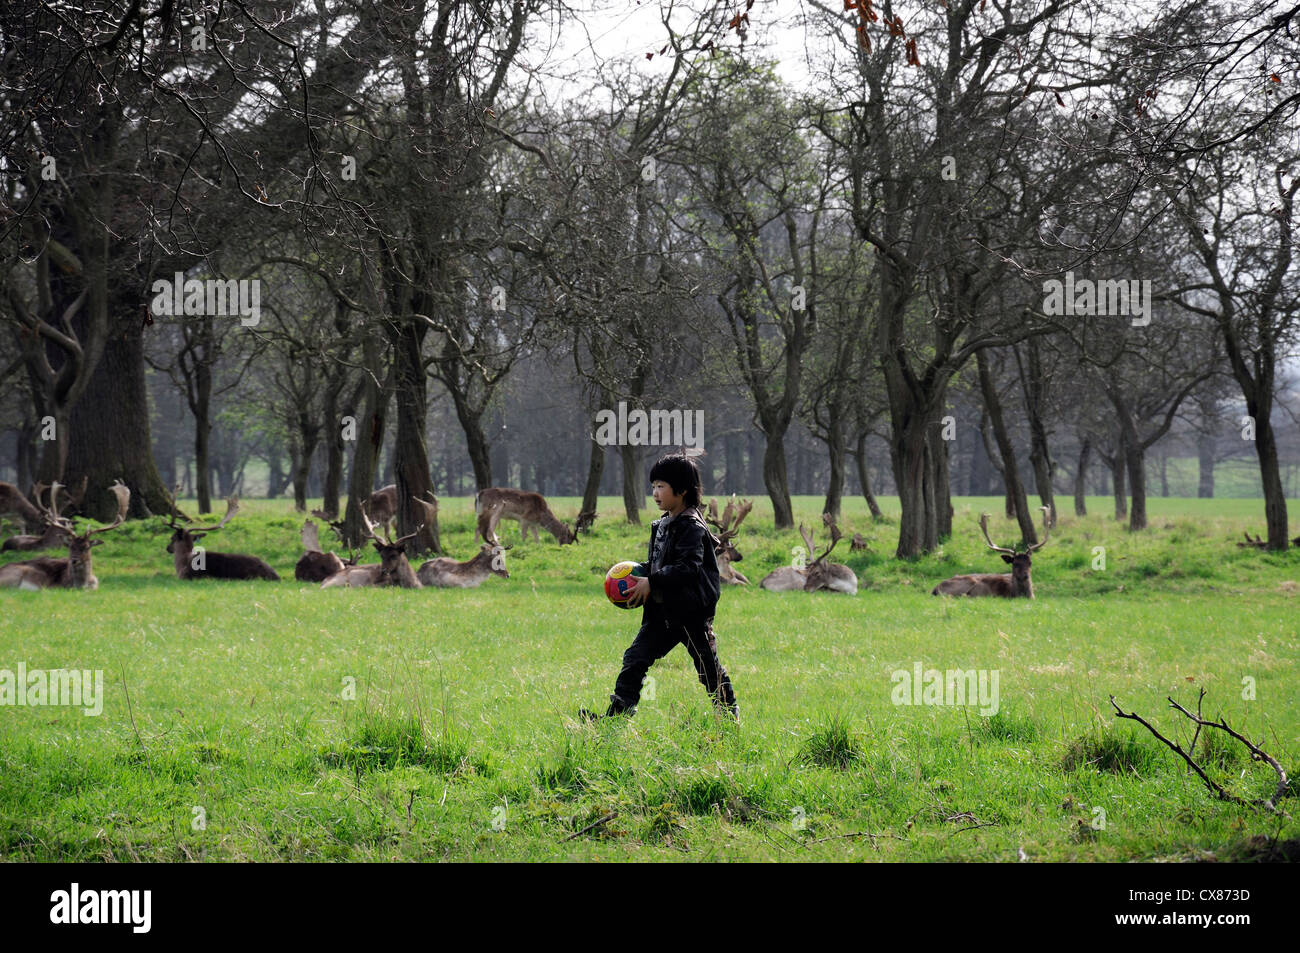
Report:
649,452,703,510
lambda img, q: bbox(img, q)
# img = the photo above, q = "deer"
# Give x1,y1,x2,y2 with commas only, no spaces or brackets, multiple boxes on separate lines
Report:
2,482,77,551
705,495,752,585
0,481,130,590
474,487,578,546
760,519,859,594
365,484,399,535
165,491,281,581
932,506,1051,598
294,519,348,582
417,543,510,588
320,504,423,588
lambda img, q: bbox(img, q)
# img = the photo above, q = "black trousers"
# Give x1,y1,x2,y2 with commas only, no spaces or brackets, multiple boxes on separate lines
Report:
610,611,737,715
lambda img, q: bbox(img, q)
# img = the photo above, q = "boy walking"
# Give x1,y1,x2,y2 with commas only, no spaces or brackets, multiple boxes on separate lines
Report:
582,452,739,721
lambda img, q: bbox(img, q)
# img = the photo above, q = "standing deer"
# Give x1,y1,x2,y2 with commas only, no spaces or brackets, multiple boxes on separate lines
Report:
366,484,399,535
320,505,423,588
474,488,577,545
761,519,859,594
294,519,348,582
165,492,281,581
417,543,510,588
705,495,752,585
932,506,1051,598
0,481,130,590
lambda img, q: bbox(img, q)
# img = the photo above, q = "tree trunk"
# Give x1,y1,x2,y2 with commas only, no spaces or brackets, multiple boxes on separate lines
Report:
1074,435,1090,517
929,427,952,540
1253,412,1290,550
193,400,211,517
343,339,391,549
763,432,794,528
976,348,1037,545
580,435,605,523
34,409,70,486
1109,449,1128,521
1197,431,1215,498
322,396,344,519
822,421,846,520
292,415,319,513
389,321,435,555
1124,435,1148,531
620,443,641,525
853,432,883,519
66,320,172,519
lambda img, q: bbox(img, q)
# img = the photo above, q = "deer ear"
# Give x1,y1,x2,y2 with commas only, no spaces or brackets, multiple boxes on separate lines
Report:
1001,553,1013,564
373,541,384,553
89,538,104,548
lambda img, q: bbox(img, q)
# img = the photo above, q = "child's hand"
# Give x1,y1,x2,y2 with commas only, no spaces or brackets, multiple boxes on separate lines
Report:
626,576,651,607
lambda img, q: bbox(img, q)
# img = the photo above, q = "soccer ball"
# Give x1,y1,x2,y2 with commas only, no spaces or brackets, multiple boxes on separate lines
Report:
604,561,647,609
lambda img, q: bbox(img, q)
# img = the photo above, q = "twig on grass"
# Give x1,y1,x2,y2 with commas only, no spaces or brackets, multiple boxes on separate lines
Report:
1165,696,1290,814
562,811,618,842
1110,694,1289,814
120,670,153,778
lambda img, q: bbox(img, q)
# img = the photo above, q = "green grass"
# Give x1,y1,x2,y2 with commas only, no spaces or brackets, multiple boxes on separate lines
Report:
0,494,1297,861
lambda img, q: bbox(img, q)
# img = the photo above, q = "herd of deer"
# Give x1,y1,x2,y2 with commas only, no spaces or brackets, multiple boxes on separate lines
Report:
0,479,1057,599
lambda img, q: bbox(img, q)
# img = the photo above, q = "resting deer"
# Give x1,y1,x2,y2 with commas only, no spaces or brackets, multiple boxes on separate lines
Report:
0,481,130,590
761,519,858,594
706,495,752,585
474,487,577,545
320,505,423,588
932,506,1051,598
294,519,348,582
165,491,280,581
3,482,76,551
417,543,510,588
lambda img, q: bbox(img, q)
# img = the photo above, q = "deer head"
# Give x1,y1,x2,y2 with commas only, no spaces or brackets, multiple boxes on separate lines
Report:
978,506,1051,596
64,481,130,587
166,487,240,556
800,517,858,594
358,504,423,588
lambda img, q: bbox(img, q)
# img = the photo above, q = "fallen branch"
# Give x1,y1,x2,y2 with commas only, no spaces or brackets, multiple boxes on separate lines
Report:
562,811,617,842
1110,694,1289,815
1166,696,1290,814
1110,695,1243,805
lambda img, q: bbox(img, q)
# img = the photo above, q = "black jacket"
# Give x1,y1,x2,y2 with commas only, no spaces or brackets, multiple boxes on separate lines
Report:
645,507,721,621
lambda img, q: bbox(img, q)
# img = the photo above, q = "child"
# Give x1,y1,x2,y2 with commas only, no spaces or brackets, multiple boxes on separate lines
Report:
582,452,739,721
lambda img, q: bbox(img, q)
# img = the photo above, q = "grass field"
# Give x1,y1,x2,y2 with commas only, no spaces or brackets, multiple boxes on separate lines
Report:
1,494,1297,862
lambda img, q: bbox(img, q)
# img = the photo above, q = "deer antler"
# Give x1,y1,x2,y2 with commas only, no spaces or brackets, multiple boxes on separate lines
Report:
166,483,187,529
719,497,736,532
86,481,130,535
358,503,384,544
732,498,752,532
1026,505,1052,552
798,523,816,561
190,497,239,533
813,518,843,565
37,480,74,533
707,498,719,525
979,513,1017,555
